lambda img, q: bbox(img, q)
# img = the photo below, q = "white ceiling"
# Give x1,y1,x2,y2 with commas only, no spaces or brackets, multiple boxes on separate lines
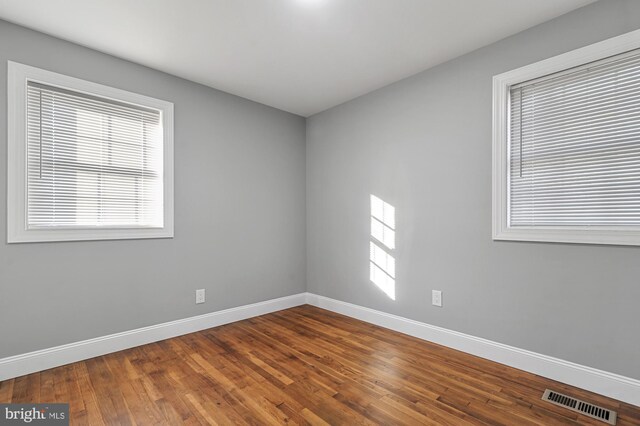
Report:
0,0,596,116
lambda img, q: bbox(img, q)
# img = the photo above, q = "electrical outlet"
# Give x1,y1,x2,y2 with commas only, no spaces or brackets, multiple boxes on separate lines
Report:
196,289,206,304
432,290,442,307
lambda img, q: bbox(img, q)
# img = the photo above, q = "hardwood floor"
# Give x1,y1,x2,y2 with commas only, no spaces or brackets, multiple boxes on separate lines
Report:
1,305,638,425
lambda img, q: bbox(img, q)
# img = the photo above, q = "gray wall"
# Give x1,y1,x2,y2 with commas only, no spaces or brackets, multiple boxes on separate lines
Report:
3,0,639,381
0,20,307,358
307,0,640,380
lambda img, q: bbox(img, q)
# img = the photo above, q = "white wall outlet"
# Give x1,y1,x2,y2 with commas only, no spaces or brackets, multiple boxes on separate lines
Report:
196,289,206,304
432,290,442,307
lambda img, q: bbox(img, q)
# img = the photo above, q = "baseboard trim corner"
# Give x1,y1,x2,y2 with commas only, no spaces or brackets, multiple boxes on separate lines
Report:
304,293,640,407
0,293,307,382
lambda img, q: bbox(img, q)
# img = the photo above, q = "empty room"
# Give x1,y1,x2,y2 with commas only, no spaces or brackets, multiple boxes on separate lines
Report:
1,0,639,424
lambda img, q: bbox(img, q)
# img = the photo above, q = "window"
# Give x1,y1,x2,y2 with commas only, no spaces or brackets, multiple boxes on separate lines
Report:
493,29,640,246
8,62,174,242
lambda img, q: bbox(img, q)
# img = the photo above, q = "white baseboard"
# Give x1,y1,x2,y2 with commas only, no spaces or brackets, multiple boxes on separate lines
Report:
305,293,640,407
0,293,307,382
2,291,638,408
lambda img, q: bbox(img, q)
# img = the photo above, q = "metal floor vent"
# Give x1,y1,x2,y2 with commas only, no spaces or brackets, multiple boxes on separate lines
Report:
542,389,617,425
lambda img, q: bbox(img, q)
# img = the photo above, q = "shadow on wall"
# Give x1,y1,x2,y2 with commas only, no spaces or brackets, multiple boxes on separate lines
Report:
369,195,396,300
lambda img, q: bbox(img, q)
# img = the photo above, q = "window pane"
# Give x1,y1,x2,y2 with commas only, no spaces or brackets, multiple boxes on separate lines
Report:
509,50,640,227
26,82,163,229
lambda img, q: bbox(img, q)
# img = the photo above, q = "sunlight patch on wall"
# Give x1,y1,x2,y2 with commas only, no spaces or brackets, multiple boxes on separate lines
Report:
370,195,396,300
371,216,395,250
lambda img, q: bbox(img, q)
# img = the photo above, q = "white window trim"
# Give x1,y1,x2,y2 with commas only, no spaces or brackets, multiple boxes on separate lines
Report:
492,29,640,246
7,61,174,243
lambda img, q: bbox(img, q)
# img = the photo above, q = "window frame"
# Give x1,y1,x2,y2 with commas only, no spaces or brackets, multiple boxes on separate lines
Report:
492,29,640,246
7,61,174,243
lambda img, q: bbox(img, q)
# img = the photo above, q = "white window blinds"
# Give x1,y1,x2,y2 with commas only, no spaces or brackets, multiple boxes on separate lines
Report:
26,82,164,229
509,49,640,227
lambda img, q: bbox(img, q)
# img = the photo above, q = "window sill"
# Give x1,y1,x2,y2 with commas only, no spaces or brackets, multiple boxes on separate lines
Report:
7,227,174,244
493,227,640,246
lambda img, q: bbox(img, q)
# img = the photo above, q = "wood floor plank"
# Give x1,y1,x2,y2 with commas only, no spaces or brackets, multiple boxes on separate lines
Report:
0,379,14,403
2,305,638,425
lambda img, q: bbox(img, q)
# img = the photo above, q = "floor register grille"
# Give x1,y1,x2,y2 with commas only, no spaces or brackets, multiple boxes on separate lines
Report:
542,389,617,425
